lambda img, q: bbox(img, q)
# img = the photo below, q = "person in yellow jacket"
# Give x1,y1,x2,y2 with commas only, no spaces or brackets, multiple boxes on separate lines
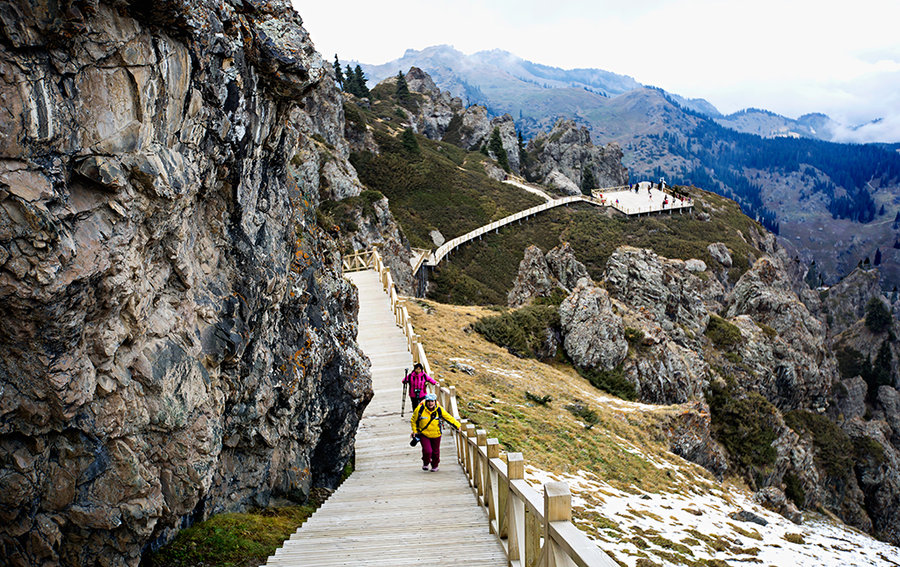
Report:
410,393,460,471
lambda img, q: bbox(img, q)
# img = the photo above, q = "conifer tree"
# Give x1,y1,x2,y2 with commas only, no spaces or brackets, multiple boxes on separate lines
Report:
400,127,419,157
581,164,596,195
353,65,369,98
488,127,509,172
344,64,357,95
875,247,883,266
866,296,893,333
333,54,343,88
396,71,411,107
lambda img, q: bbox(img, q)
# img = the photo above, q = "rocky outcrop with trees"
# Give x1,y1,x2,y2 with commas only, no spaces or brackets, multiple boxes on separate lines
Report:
524,119,629,194
0,1,375,565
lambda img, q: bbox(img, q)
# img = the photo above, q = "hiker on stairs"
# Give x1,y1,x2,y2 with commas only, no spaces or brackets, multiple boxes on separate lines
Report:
403,362,436,410
410,393,460,472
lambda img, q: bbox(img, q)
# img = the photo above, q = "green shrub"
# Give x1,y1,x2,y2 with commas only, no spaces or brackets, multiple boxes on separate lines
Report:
783,410,854,481
783,471,805,507
705,314,743,350
836,346,867,380
525,391,552,405
579,364,636,401
865,296,893,333
472,305,560,359
565,402,599,429
624,327,645,346
706,381,778,479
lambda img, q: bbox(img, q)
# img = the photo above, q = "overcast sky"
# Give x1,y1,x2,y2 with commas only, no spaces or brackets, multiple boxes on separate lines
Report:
293,0,900,143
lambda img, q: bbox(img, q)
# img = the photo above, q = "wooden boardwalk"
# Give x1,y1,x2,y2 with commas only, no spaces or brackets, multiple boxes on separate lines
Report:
265,270,507,566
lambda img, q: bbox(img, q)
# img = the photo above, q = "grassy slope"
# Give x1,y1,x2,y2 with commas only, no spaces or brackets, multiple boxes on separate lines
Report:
431,189,762,305
405,298,718,496
348,99,544,250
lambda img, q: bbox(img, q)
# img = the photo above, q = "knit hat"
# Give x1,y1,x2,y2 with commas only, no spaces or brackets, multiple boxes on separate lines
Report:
425,393,437,401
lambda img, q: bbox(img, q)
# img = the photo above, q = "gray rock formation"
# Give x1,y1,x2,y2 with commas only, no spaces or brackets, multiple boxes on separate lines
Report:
404,67,464,140
726,258,837,410
663,401,728,479
707,243,733,268
753,487,802,524
558,278,628,371
545,242,590,291
507,245,554,308
604,246,709,340
508,243,589,308
525,119,628,191
821,267,883,338
488,114,521,174
544,169,581,196
0,2,372,565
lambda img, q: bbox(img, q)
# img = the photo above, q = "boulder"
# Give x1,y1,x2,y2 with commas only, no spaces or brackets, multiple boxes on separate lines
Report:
753,487,802,524
707,243,733,268
558,279,628,371
663,401,728,479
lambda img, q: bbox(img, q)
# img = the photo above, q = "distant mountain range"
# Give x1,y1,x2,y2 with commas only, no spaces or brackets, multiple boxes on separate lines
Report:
352,45,861,144
349,45,900,290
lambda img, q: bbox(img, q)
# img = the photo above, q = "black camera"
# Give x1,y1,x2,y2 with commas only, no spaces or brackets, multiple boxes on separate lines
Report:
409,434,420,447
413,388,421,395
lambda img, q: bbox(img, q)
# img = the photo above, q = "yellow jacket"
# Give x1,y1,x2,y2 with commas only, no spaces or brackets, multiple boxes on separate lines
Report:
411,402,461,438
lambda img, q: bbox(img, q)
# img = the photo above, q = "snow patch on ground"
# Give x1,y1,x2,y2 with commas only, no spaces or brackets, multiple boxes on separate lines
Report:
523,466,900,566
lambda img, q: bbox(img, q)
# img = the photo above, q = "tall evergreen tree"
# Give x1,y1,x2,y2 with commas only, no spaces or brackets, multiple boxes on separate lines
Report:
866,295,893,333
875,247,883,266
353,65,369,98
581,164,596,195
870,339,894,391
400,127,420,157
395,71,411,106
333,54,343,88
488,127,510,173
344,64,357,95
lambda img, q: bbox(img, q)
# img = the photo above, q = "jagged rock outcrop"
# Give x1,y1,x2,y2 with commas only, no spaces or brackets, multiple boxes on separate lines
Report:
604,246,710,341
821,267,883,338
402,67,464,140
508,243,588,308
726,257,838,410
558,278,628,371
525,119,628,191
0,2,372,565
753,487,803,524
546,242,589,291
707,242,733,268
662,401,728,479
508,246,554,308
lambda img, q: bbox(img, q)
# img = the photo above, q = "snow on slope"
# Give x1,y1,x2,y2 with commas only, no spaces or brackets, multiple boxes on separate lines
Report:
526,466,900,566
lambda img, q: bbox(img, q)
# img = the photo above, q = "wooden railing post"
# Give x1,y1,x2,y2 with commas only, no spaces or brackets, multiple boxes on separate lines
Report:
506,453,524,565
475,429,487,504
464,424,476,484
540,483,571,567
457,419,468,465
486,438,500,534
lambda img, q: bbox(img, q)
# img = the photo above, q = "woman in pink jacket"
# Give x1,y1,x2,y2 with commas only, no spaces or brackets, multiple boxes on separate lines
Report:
403,362,436,410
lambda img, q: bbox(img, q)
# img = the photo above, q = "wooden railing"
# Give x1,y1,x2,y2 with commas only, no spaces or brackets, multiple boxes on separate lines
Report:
343,249,377,272
361,248,617,567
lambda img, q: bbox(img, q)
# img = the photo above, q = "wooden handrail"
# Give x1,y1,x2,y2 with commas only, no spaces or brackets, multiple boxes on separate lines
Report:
359,248,617,566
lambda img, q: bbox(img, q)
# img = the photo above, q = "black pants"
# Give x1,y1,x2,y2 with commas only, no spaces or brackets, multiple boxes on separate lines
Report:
410,396,425,410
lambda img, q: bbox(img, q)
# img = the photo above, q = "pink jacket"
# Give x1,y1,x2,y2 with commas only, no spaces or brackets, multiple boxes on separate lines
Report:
403,370,436,398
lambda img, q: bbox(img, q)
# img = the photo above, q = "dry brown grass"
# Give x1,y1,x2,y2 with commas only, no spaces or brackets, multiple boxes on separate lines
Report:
407,298,718,494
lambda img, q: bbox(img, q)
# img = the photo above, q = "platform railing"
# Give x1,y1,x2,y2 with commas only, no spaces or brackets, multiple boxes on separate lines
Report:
360,248,618,567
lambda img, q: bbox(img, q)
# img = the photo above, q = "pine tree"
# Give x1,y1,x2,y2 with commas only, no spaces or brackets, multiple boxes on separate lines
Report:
344,65,357,95
396,71,411,107
870,340,893,390
333,54,343,88
488,128,510,172
875,248,883,266
581,165,596,195
353,65,369,98
400,127,419,157
517,131,526,164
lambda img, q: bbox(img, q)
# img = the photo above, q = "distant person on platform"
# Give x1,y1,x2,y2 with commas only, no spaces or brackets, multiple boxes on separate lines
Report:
403,362,436,410
410,393,461,471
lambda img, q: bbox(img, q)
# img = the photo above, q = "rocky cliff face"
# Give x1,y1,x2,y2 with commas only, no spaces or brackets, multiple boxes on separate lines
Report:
0,2,372,565
525,119,628,193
